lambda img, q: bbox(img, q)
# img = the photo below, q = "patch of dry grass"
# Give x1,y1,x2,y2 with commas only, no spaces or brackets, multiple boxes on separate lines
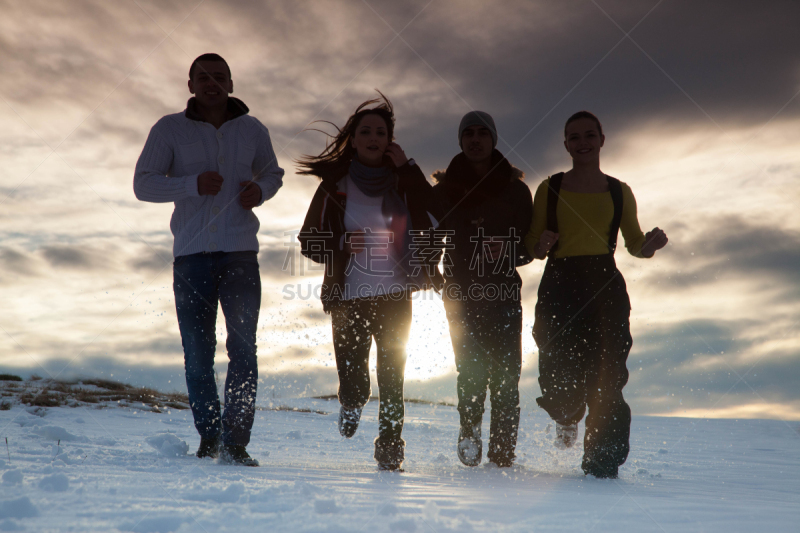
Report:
19,390,63,407
1,377,190,412
81,378,129,391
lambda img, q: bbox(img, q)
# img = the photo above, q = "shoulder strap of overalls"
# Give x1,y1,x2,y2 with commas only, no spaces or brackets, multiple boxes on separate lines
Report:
546,173,564,259
607,176,623,254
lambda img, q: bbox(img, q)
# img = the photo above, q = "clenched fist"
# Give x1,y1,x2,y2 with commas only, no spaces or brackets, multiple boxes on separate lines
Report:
641,227,668,257
533,230,559,259
198,171,224,196
239,181,262,209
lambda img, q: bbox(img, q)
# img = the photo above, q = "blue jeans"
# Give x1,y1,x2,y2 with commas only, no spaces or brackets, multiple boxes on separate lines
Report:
173,251,260,446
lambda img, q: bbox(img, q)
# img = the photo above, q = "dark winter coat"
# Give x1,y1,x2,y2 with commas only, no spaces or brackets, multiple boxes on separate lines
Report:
299,161,444,312
432,150,533,306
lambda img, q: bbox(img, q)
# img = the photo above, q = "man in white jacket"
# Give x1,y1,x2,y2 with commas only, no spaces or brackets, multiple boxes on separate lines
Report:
134,54,284,466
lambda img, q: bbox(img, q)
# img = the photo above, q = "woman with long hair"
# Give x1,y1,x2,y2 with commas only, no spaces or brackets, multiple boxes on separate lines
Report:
297,93,442,471
525,111,668,479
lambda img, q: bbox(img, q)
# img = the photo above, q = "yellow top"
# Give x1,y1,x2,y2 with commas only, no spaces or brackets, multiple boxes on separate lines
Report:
525,177,648,259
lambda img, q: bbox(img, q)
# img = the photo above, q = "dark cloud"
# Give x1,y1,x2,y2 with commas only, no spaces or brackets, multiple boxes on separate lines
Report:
0,0,171,145
69,114,157,157
719,354,800,402
0,247,39,278
7,0,797,174
299,0,800,173
634,318,740,363
116,336,182,357
129,246,173,273
640,215,800,290
624,317,800,406
40,244,106,269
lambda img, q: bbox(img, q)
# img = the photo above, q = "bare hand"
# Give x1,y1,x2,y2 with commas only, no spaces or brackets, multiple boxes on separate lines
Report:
239,181,262,209
534,230,559,259
641,227,668,257
384,142,408,167
198,171,224,196
487,240,504,261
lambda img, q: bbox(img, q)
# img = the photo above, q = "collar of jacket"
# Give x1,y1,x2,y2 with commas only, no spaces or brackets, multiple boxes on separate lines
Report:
322,173,348,195
441,149,514,208
184,97,250,122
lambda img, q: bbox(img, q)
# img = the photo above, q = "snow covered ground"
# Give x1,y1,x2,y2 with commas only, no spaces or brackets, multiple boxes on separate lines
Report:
1,396,798,532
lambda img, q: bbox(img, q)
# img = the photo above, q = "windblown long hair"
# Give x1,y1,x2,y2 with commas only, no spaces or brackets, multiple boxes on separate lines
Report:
296,91,395,180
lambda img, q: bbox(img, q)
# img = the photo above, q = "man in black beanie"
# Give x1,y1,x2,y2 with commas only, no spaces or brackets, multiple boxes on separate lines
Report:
432,111,533,467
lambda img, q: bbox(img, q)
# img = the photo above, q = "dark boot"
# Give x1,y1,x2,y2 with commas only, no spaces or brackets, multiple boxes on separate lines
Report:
374,437,405,471
456,422,482,467
487,407,520,467
196,435,221,459
582,442,625,479
555,422,578,449
219,444,259,467
338,404,363,438
582,458,619,479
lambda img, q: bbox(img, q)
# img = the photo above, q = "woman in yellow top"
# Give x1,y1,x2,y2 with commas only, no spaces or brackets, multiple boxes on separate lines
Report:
525,111,667,479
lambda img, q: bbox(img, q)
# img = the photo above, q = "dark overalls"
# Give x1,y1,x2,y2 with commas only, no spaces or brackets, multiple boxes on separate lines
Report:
533,173,632,477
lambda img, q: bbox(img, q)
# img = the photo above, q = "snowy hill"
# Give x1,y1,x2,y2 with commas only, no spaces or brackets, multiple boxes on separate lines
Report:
0,381,798,532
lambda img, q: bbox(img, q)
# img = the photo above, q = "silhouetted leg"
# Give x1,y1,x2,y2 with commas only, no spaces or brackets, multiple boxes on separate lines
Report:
174,253,222,440
486,304,522,465
582,282,632,477
218,252,260,447
445,304,491,430
373,296,412,442
534,294,590,426
332,300,373,409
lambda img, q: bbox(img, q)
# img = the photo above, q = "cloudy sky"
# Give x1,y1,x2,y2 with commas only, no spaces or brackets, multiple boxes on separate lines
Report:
2,0,799,422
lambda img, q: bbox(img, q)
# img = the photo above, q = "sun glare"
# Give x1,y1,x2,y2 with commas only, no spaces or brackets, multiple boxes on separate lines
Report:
404,295,457,381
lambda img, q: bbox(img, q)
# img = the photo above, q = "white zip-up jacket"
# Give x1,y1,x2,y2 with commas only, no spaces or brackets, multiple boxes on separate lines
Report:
134,97,284,256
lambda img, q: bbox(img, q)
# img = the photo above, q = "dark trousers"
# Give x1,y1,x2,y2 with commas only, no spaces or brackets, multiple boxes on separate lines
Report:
173,251,260,447
534,254,632,473
331,295,412,442
445,300,522,463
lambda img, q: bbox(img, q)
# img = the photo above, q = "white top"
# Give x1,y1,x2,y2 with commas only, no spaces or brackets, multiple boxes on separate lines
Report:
133,110,284,256
343,175,407,300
